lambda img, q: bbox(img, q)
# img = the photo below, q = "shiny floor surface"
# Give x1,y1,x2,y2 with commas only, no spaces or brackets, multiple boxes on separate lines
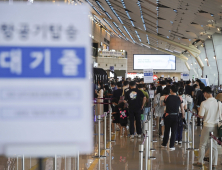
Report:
2,121,222,170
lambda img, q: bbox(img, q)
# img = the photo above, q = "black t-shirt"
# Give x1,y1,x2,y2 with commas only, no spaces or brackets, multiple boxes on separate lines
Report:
185,85,194,96
125,88,145,111
113,89,123,102
164,95,183,114
124,88,129,97
113,105,120,123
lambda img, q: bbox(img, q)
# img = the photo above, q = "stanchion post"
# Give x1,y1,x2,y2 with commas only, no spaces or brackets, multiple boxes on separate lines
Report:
76,151,79,170
209,132,213,170
139,145,144,170
149,117,156,151
183,110,191,143
145,122,149,170
98,115,101,157
54,155,57,170
104,112,107,154
187,116,199,151
22,155,24,170
109,111,111,142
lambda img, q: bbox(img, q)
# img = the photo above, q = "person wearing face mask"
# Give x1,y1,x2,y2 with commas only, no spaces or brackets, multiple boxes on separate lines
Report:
193,87,222,169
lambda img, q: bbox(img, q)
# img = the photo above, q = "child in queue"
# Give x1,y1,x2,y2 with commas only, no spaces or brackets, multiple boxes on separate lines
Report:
118,102,128,138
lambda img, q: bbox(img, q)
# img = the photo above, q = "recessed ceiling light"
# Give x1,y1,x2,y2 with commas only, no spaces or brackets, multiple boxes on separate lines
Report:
217,28,221,31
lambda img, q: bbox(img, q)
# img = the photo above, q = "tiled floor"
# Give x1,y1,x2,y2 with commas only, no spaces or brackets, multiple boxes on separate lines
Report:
1,121,222,170
90,121,222,170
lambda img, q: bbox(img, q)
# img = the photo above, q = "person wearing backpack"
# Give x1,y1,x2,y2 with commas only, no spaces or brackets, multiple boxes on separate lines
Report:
193,87,222,169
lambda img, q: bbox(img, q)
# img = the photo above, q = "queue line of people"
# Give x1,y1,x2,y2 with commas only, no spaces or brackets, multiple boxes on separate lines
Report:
94,77,222,169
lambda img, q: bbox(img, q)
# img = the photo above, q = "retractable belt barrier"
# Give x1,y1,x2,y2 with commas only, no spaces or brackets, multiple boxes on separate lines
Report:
139,111,156,170
93,112,108,158
183,109,192,143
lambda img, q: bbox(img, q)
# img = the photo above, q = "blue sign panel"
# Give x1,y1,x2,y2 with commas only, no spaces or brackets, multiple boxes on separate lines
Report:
144,73,153,76
0,46,85,78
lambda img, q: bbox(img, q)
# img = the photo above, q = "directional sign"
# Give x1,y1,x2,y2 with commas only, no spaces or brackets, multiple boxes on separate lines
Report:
0,3,92,156
143,69,153,83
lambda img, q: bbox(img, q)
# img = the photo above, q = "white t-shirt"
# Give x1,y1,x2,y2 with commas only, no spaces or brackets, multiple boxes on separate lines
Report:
199,98,221,127
159,95,166,117
179,95,187,113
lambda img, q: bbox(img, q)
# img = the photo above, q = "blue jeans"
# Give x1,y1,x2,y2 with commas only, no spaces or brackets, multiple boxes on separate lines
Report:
142,107,149,134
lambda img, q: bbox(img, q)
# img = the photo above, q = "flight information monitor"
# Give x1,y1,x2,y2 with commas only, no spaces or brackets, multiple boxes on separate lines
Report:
133,54,176,70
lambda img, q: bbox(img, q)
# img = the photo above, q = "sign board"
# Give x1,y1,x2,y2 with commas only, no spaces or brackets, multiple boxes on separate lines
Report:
99,51,125,57
143,69,153,83
182,73,189,81
110,66,114,71
149,90,155,99
200,78,210,86
0,3,92,156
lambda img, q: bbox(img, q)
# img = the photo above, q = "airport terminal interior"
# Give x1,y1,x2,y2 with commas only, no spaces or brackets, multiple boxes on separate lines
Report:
1,0,222,170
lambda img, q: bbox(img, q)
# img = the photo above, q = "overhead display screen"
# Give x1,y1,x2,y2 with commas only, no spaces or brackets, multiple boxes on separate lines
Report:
133,54,176,70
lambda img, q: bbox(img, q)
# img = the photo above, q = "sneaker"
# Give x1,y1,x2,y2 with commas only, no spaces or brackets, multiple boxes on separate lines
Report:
175,141,178,144
130,135,134,139
178,141,182,144
161,144,167,148
134,133,138,137
169,147,175,151
138,135,141,138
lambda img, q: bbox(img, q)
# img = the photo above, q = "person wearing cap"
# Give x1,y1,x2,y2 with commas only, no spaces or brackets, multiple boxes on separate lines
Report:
193,86,222,169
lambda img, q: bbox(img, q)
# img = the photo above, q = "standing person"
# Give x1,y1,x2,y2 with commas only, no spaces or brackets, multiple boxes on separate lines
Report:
175,88,187,144
111,99,120,134
122,81,129,96
125,81,146,139
138,84,149,135
97,83,104,115
193,87,222,169
112,82,123,102
111,82,117,92
196,83,206,126
154,85,163,134
161,85,185,150
185,81,195,97
159,87,169,138
118,102,128,138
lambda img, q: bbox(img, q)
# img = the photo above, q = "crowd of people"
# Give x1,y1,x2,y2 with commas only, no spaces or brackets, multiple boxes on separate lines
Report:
94,77,222,169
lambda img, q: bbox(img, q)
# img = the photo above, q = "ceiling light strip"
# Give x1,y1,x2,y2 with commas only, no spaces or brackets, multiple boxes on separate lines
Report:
95,1,112,19
104,0,123,24
137,1,146,31
120,0,135,27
